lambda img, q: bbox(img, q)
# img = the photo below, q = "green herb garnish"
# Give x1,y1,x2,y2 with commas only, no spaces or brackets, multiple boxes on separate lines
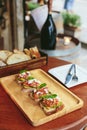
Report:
28,76,34,80
38,83,47,89
20,70,27,73
42,94,57,99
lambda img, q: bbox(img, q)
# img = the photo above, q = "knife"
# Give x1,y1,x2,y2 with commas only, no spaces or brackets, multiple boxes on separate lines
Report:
65,64,75,85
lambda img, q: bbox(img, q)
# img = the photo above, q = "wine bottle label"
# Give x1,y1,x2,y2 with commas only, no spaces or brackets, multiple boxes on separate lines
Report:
49,11,52,15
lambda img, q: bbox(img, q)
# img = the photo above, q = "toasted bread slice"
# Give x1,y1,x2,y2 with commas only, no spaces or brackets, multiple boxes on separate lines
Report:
29,86,50,102
29,46,41,58
40,102,57,115
24,48,31,57
0,50,12,61
40,101,64,115
29,83,48,100
16,70,31,85
6,53,31,65
39,94,64,115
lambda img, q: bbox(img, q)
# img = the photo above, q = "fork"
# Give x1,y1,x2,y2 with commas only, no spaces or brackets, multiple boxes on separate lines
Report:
72,64,78,81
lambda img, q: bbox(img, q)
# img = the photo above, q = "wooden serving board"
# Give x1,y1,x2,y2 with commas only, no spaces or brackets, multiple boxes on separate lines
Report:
0,69,83,126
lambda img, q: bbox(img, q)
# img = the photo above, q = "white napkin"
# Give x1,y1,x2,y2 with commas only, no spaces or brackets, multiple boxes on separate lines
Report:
48,64,87,88
31,5,48,31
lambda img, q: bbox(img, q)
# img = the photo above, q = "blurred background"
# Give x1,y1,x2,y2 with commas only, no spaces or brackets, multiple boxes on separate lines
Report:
0,0,87,68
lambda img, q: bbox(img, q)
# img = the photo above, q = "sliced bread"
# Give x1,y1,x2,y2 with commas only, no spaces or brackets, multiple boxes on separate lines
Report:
6,53,31,65
0,50,12,61
0,60,7,67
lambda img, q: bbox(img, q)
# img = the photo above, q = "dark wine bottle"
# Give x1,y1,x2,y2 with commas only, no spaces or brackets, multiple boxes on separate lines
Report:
40,0,56,50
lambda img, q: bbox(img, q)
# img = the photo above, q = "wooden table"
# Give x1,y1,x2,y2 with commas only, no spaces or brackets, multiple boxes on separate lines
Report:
0,57,87,130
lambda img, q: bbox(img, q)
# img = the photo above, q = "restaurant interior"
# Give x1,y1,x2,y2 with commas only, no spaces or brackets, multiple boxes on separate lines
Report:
0,0,87,130
1,0,87,68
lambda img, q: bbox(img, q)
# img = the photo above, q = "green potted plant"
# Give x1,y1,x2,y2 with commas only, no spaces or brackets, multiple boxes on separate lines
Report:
61,11,81,36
